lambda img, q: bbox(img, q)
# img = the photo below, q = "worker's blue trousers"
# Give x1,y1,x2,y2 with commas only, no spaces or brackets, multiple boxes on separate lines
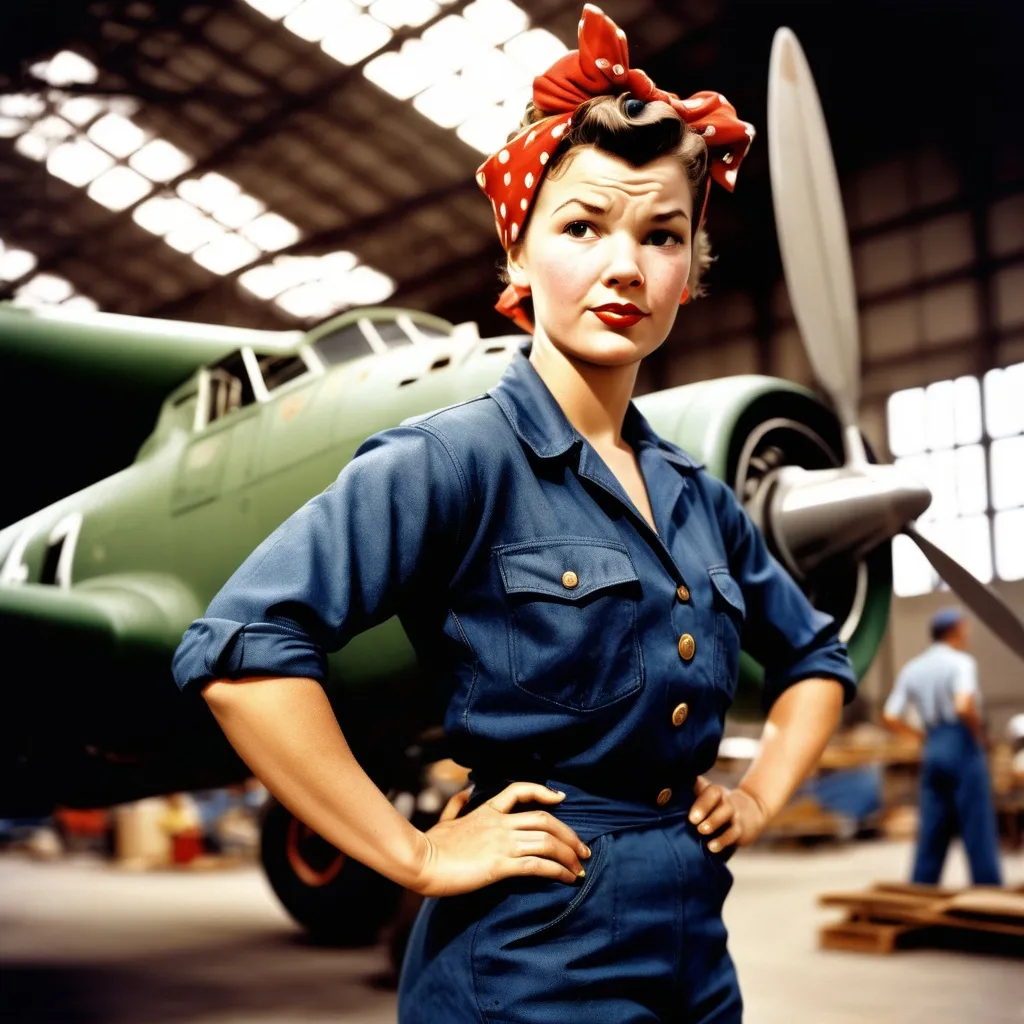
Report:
397,781,742,1023
913,723,1002,886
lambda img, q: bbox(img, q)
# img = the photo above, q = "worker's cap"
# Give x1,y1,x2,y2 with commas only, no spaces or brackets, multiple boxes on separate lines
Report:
930,606,965,638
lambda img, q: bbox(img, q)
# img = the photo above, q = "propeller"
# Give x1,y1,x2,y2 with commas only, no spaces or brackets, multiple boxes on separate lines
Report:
765,27,1024,662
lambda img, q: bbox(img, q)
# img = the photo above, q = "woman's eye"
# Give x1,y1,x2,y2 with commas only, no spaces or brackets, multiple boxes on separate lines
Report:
564,220,594,239
646,229,684,247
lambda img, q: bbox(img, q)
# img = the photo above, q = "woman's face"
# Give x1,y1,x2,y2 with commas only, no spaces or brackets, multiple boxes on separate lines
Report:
508,145,693,368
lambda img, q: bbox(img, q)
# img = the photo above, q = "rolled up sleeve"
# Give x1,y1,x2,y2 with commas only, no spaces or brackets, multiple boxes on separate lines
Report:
171,422,467,695
710,477,857,709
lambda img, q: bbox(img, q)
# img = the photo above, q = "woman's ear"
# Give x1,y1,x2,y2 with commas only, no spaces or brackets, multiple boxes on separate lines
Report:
506,247,531,292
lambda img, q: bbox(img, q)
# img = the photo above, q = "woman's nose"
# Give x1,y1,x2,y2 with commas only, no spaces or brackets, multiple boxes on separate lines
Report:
601,239,644,289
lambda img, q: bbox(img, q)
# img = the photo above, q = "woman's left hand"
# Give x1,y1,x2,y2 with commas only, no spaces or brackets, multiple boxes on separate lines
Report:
689,776,769,855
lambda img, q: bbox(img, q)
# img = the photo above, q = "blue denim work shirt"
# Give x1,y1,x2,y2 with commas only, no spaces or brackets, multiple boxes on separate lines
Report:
172,340,855,800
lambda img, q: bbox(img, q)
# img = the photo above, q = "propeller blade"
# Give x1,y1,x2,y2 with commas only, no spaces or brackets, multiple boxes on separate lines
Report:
768,28,862,442
904,521,1024,661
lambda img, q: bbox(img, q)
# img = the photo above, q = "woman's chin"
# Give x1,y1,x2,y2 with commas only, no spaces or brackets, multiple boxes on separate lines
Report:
552,325,661,367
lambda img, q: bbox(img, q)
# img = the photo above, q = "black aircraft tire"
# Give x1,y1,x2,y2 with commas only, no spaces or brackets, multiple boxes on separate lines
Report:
260,797,403,946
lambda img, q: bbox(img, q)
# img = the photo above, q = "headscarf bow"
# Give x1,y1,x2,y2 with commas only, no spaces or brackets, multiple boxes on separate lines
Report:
476,3,756,332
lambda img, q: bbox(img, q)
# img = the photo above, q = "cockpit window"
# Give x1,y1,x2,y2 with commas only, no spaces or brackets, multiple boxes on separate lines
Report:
258,353,308,391
414,323,448,339
204,351,255,426
374,320,413,348
313,324,373,366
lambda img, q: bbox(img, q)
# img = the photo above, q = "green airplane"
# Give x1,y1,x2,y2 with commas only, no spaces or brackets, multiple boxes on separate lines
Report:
0,297,888,941
4,26,1022,949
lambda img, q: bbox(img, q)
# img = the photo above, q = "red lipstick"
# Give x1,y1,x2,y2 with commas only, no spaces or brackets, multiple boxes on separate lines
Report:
591,303,648,329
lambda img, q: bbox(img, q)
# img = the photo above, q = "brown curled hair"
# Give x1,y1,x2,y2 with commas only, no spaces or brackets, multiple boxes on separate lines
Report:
503,93,713,301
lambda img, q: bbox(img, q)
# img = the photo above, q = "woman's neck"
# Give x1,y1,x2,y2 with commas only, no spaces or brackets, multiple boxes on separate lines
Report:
528,332,640,451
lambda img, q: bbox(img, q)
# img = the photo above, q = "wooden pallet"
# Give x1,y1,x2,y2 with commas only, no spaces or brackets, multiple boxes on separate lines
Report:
818,882,1024,955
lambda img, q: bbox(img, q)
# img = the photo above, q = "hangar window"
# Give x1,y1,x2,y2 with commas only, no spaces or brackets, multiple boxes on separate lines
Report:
313,324,373,366
887,362,1024,595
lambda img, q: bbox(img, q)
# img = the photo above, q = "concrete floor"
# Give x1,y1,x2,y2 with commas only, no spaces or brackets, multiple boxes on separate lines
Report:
0,838,1021,1023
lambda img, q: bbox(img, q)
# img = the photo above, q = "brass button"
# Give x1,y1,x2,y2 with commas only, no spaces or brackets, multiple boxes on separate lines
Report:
561,570,579,589
678,633,696,661
671,702,689,727
676,584,690,602
656,787,673,807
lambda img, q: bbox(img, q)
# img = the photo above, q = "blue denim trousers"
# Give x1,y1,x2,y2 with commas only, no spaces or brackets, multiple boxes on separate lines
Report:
913,722,1003,886
397,781,742,1023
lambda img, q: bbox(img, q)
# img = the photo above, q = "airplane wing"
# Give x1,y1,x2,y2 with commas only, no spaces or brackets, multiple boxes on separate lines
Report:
0,573,201,666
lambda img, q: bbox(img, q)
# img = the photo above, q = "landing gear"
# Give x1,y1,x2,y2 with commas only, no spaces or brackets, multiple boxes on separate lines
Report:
257,730,463,951
259,797,403,946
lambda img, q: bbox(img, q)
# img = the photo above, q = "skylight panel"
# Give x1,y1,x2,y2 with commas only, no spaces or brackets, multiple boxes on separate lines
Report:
58,96,105,126
242,0,304,18
129,139,195,181
87,165,153,211
504,28,570,76
192,234,263,275
283,0,360,42
87,113,148,158
0,247,38,281
211,192,266,228
47,137,115,187
321,15,393,64
241,212,301,251
369,0,439,30
35,51,98,86
463,0,528,46
164,210,227,254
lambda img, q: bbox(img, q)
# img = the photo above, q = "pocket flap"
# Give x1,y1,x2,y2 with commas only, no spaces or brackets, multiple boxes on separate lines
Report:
708,567,746,616
497,538,639,601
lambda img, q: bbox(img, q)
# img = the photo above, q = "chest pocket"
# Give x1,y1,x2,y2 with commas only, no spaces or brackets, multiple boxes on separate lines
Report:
708,566,746,702
496,537,643,712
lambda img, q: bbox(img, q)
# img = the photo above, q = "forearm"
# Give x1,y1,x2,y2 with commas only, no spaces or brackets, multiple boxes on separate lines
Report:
737,678,845,820
202,675,425,887
957,707,983,741
882,712,924,741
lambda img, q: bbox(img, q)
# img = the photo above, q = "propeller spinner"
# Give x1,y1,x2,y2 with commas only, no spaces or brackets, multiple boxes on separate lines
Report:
765,27,1024,662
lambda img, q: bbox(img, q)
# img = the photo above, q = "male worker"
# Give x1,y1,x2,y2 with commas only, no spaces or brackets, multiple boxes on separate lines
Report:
882,607,1002,885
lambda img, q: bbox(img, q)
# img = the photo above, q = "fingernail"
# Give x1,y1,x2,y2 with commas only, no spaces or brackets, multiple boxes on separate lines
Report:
690,813,701,824
583,845,592,857
708,841,719,853
577,869,586,878
549,788,566,797
699,823,711,833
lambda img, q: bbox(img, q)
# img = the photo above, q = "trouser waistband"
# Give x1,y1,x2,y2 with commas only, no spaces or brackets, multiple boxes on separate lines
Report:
463,775,699,838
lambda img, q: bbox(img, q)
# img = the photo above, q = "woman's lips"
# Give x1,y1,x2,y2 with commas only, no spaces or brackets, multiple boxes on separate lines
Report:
591,308,648,329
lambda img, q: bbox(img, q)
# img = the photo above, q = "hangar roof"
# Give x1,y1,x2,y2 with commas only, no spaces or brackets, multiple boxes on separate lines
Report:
1,0,1021,337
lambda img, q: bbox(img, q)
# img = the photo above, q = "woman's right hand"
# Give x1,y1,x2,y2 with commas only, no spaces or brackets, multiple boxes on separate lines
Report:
409,782,592,897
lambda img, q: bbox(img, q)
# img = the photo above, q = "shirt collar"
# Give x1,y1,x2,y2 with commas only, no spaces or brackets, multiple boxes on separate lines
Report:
488,338,703,472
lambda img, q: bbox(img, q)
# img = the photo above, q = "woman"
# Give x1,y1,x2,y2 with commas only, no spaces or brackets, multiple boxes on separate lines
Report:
171,6,856,1021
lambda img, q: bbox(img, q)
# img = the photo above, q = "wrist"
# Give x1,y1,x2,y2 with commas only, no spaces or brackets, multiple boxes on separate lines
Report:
394,826,433,893
735,783,772,823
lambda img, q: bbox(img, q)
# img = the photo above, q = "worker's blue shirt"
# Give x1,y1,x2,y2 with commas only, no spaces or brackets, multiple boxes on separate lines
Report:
885,642,979,730
172,340,855,796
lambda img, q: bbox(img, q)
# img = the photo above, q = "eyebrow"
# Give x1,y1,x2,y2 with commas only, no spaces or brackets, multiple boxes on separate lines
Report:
651,208,690,223
552,198,606,217
551,198,690,222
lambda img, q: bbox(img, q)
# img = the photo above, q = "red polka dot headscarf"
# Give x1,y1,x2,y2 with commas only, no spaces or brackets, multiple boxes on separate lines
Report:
476,3,756,333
